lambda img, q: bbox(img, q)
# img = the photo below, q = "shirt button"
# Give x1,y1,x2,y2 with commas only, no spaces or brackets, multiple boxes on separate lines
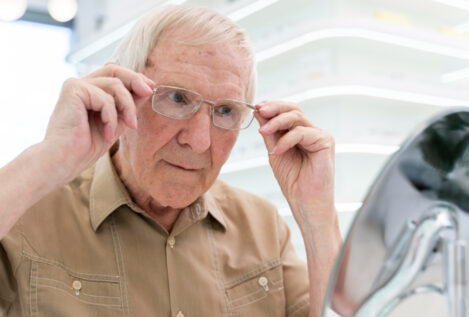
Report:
258,276,269,291
72,280,82,295
176,310,185,317
167,236,176,248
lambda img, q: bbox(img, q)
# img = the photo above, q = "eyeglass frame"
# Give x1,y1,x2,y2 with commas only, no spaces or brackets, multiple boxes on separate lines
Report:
151,85,258,130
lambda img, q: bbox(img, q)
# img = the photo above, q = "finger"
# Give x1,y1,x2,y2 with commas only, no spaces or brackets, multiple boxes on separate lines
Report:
86,77,137,129
138,73,156,88
254,111,278,154
96,99,118,145
255,101,302,120
86,64,153,98
104,63,155,89
259,110,311,135
255,110,268,126
79,82,118,144
273,126,334,156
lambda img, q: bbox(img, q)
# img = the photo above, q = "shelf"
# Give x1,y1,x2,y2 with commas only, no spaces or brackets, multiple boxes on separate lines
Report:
257,43,469,103
219,151,388,215
221,144,398,175
230,79,458,156
69,6,469,71
255,21,469,63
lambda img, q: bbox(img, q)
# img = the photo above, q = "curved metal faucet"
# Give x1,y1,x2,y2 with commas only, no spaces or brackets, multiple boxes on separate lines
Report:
354,205,465,317
322,110,469,317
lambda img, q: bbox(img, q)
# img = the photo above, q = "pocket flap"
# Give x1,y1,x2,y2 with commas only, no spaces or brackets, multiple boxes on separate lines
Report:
225,262,284,309
33,259,122,307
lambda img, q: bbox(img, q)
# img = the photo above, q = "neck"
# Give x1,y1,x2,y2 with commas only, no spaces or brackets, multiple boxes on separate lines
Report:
111,148,181,232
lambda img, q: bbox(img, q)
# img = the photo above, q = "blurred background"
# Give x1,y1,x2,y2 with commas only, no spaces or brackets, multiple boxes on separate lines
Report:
2,0,469,261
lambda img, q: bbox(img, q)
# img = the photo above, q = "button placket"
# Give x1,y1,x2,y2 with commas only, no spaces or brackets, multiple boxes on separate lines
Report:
166,234,181,316
167,236,176,248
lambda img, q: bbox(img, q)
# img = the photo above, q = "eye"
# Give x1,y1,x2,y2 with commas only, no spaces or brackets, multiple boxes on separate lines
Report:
168,91,185,103
217,105,233,116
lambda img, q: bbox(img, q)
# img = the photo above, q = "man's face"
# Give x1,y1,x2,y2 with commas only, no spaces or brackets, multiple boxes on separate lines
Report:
119,33,249,209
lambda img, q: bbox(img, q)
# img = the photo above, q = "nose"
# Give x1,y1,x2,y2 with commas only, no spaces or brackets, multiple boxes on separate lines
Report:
176,102,212,153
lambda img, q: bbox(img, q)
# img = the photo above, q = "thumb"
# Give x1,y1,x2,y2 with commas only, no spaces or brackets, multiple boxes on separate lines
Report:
133,94,150,109
255,111,279,155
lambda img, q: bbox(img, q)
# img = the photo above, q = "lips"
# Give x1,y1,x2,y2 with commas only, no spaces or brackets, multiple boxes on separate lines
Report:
164,161,200,171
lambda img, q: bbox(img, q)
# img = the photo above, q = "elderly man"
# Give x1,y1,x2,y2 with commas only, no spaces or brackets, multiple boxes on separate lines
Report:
0,5,340,317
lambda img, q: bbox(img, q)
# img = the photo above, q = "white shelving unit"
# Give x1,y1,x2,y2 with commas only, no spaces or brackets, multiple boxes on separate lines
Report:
68,0,469,259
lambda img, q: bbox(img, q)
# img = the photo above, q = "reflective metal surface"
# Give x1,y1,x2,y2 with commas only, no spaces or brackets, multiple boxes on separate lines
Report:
323,109,469,317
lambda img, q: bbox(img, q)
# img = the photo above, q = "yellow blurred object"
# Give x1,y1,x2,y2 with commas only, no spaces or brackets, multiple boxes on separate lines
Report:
438,26,469,39
305,71,324,80
375,11,410,26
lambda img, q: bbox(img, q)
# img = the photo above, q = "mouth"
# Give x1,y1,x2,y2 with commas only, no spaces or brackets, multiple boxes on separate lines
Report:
164,161,199,172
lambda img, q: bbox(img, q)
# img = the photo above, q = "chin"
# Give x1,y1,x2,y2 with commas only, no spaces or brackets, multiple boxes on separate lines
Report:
153,184,202,209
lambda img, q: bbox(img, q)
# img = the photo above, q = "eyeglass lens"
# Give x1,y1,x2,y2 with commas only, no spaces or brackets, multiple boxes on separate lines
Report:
152,86,254,130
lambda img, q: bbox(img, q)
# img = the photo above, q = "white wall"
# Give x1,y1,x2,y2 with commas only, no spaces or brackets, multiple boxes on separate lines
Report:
0,20,75,167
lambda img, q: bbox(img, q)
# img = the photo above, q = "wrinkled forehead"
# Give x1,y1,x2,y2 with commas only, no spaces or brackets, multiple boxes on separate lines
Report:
144,31,251,100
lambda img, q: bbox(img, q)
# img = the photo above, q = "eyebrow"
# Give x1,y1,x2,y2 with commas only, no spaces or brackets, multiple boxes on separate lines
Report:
159,82,245,100
159,81,192,90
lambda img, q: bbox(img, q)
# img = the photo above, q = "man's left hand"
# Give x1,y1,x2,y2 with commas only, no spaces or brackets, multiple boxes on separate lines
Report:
255,100,336,227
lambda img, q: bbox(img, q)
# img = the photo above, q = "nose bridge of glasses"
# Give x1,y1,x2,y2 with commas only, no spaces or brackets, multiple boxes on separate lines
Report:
187,97,213,123
195,98,216,117
199,98,216,107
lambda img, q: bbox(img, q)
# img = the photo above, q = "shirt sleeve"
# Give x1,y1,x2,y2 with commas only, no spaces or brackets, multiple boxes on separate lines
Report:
276,212,310,317
0,222,22,315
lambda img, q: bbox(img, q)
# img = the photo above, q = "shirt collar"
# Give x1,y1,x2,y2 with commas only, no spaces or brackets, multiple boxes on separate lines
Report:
198,190,227,231
89,145,133,231
89,146,227,232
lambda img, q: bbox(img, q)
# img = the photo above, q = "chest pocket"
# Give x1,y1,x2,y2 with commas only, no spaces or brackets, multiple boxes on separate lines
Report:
225,263,285,317
28,258,123,317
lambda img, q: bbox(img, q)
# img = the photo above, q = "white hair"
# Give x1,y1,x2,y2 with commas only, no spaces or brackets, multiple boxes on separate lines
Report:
111,5,257,103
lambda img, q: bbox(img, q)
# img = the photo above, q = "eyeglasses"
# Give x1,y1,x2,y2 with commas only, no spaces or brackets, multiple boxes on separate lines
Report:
151,85,257,130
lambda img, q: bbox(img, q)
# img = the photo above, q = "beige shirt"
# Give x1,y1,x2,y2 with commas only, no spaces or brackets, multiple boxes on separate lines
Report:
0,148,310,316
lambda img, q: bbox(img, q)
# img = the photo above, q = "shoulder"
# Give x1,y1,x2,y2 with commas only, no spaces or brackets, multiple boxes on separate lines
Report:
208,179,280,231
209,179,277,212
1,164,97,272
9,165,96,247
28,165,94,217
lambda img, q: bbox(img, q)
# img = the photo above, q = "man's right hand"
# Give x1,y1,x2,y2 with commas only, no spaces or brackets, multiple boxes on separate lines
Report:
41,63,155,186
0,63,155,239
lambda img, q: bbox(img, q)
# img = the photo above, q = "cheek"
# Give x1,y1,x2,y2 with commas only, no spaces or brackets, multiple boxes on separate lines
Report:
136,106,178,151
211,131,238,166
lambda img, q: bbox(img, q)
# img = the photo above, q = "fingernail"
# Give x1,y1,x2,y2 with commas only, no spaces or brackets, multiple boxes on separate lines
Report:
259,125,269,133
145,84,153,94
269,146,277,155
145,77,156,87
133,116,138,129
